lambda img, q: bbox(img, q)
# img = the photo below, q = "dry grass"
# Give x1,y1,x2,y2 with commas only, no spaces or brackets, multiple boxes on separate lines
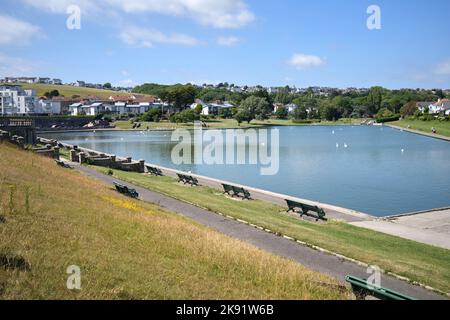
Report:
0,143,349,300
96,168,450,294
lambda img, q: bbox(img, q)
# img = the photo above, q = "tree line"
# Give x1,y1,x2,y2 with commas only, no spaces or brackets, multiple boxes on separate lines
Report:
133,83,449,123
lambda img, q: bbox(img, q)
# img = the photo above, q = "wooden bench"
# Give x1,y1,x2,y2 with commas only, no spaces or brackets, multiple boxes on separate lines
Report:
286,199,327,221
177,173,199,186
345,275,416,300
147,166,163,176
113,182,139,199
55,159,73,169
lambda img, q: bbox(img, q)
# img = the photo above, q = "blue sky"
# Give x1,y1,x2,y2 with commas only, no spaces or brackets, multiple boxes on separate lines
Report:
1,0,449,89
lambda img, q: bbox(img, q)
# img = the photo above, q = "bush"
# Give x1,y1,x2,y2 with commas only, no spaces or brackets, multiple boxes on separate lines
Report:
292,119,316,124
170,109,200,123
376,115,400,123
140,108,162,122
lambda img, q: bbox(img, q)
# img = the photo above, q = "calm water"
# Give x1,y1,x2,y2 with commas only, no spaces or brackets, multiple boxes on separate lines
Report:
42,126,450,217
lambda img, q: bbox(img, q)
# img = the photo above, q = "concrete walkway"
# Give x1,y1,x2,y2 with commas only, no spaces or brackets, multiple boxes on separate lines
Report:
351,209,450,250
76,164,446,300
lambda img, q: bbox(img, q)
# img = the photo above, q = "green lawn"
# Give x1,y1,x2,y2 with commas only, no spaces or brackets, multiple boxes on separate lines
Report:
90,166,450,294
114,118,365,130
0,143,349,299
391,119,450,138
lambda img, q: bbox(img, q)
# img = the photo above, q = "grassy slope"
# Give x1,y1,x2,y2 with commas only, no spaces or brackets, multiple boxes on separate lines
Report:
18,83,135,99
92,167,450,294
0,143,349,299
391,119,450,137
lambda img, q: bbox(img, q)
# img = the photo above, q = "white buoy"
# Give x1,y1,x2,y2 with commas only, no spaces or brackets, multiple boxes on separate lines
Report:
336,143,339,148
401,149,405,153
344,143,348,148
120,137,124,141
332,130,335,135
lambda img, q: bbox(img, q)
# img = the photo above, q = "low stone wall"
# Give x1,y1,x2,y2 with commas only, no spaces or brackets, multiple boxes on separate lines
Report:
49,140,145,173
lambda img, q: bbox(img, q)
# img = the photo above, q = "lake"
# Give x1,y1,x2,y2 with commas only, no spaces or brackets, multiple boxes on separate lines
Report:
41,125,450,217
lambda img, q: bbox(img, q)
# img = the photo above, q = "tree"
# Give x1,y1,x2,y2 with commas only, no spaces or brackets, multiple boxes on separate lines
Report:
239,96,272,121
319,100,341,121
194,104,203,114
103,83,112,89
140,108,162,122
234,108,253,124
400,101,417,117
44,90,60,98
275,106,288,119
170,109,199,123
376,107,395,119
366,86,384,115
293,106,307,120
167,84,197,110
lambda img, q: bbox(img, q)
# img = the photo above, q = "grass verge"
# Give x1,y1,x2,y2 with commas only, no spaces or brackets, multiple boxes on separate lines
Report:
92,167,450,294
0,143,349,299
391,119,450,138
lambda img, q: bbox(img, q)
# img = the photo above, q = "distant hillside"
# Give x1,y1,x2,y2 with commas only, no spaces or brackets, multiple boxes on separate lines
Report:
7,83,141,99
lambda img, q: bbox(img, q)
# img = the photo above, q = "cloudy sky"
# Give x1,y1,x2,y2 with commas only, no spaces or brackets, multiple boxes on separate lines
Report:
1,0,449,88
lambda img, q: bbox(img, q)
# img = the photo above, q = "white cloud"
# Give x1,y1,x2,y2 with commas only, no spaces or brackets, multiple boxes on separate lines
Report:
435,59,450,76
20,0,255,29
119,26,199,48
0,53,37,77
107,0,254,28
0,15,41,45
216,36,240,46
288,53,325,70
20,0,97,14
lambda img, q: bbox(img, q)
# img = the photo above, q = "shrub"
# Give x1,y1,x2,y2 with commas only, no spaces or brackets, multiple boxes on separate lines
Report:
140,108,162,122
376,115,400,123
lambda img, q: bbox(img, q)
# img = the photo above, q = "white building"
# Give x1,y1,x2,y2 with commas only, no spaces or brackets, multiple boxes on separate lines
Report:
190,100,234,116
68,103,84,116
0,85,39,115
417,99,450,114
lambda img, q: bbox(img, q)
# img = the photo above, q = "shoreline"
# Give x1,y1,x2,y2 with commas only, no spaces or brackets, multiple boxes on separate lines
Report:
37,120,362,134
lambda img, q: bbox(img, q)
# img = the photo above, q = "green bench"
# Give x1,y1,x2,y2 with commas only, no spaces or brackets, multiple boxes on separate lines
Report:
286,199,327,221
113,182,139,199
222,184,251,200
147,166,163,176
345,275,416,300
177,173,199,186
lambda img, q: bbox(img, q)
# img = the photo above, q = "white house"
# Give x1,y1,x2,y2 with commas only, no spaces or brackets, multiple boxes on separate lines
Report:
69,103,84,116
286,103,298,113
417,99,450,114
190,99,233,116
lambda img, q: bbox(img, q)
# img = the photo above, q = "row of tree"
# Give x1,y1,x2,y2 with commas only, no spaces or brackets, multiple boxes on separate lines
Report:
133,83,449,123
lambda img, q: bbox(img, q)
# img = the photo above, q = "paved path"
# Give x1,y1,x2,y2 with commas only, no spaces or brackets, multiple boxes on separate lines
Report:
76,165,446,300
351,209,450,250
